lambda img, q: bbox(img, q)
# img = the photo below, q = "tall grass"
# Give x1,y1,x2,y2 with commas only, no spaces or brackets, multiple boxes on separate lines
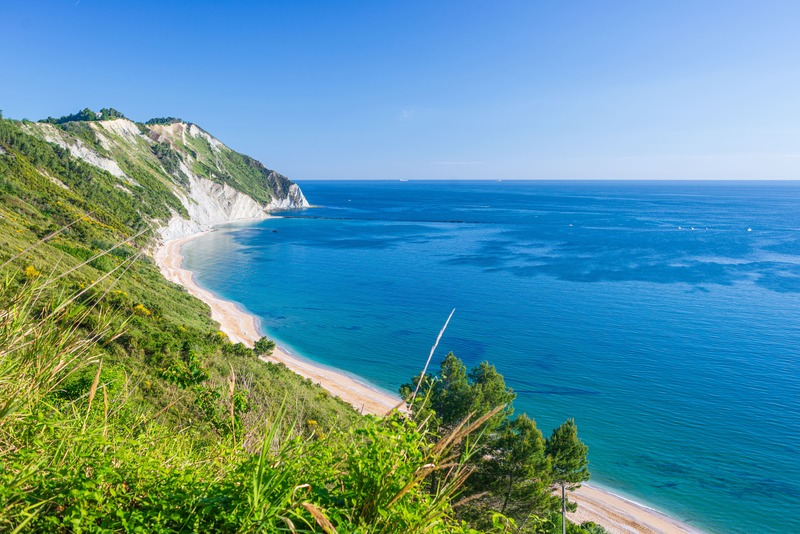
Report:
0,274,105,529
0,278,109,425
0,265,495,533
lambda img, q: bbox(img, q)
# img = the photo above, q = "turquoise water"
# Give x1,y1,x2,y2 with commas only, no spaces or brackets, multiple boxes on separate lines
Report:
183,180,800,533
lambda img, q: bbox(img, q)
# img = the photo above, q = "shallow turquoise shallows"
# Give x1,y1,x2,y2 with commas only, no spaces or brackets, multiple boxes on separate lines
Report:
183,180,800,534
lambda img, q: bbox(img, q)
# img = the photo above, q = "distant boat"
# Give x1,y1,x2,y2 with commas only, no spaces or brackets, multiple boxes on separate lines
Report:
747,227,752,232
399,179,408,182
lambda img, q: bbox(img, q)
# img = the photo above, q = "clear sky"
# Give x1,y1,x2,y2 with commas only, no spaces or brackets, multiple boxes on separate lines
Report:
1,0,799,180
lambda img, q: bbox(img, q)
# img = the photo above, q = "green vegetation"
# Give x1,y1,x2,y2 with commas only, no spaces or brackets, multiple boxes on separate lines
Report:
402,353,600,533
0,117,184,230
43,107,127,124
0,275,489,532
0,110,602,532
145,117,184,126
151,141,182,178
30,108,297,209
255,336,277,356
0,113,369,529
177,123,296,204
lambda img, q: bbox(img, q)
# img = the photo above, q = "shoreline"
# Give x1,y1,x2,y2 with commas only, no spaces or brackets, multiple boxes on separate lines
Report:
153,228,705,534
569,484,706,534
153,229,404,417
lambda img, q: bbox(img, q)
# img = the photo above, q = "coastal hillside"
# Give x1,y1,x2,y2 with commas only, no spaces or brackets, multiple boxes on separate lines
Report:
0,110,365,528
0,109,498,532
0,108,328,430
0,110,597,533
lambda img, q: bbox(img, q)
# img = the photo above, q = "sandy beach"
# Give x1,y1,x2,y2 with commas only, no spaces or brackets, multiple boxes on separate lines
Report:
154,230,705,534
569,485,705,534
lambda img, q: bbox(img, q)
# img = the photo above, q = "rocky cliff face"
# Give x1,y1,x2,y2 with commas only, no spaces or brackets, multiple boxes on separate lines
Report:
159,174,269,240
23,116,309,242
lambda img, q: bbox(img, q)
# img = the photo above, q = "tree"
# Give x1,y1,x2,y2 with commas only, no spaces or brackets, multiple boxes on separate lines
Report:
253,336,276,357
479,414,559,517
400,354,591,531
402,353,533,526
546,419,590,534
99,108,126,120
468,360,516,430
463,413,561,529
430,352,474,429
546,419,589,490
400,352,515,434
145,116,183,126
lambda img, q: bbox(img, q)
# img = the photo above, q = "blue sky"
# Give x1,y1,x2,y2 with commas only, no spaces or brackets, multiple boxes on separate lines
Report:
1,0,799,180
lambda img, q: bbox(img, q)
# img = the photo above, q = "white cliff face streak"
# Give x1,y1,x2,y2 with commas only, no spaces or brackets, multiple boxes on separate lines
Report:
32,123,129,179
159,152,310,241
159,174,269,241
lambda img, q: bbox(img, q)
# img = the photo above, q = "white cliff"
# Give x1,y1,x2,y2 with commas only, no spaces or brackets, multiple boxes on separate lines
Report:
265,182,308,210
159,174,269,241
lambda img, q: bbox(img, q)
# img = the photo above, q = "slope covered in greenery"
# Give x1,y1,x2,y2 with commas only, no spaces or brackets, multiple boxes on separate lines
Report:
0,112,475,532
0,276,482,533
19,108,307,232
0,112,348,431
0,111,601,532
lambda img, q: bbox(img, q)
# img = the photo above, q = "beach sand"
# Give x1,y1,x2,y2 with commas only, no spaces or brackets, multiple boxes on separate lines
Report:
153,230,705,534
569,485,705,534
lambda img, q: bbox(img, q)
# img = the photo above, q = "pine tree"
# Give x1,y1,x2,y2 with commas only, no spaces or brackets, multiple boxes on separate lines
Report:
546,419,589,489
253,336,276,356
473,413,558,521
546,418,590,534
400,352,516,433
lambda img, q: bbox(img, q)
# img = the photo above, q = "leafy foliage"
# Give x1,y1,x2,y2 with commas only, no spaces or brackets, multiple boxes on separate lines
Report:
254,336,276,356
151,141,181,177
43,107,127,124
473,414,556,519
402,353,591,532
145,116,183,125
401,352,516,433
546,419,590,491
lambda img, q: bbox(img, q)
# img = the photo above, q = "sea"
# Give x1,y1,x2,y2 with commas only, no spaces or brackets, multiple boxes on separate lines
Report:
182,180,800,534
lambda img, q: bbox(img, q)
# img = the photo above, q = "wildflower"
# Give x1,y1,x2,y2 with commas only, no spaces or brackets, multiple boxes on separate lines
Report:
24,265,40,278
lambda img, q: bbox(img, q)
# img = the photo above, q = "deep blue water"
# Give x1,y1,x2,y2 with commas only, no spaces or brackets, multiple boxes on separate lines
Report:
183,181,800,533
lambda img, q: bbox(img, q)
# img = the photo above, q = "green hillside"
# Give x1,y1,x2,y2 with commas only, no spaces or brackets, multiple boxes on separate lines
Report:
0,111,598,533
31,107,302,211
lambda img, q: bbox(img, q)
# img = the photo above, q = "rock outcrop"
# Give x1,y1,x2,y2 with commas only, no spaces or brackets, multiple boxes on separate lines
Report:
159,174,270,240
